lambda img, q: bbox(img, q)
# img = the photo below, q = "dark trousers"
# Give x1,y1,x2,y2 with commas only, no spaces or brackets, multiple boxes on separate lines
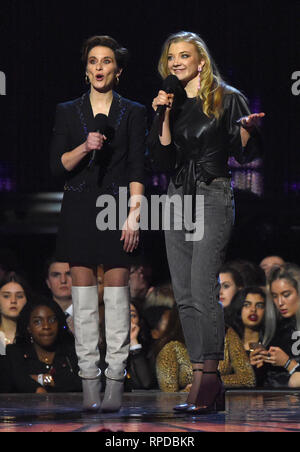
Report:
165,178,234,363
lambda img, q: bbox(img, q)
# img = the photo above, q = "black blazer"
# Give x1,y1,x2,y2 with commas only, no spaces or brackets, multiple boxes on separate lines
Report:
50,90,147,192
5,343,82,393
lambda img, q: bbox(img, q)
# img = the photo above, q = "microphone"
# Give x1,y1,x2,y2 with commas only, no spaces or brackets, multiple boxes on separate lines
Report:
89,113,108,168
155,74,182,119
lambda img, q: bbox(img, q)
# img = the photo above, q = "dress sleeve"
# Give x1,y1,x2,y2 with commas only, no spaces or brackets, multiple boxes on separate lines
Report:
224,92,263,164
127,104,147,185
49,103,70,179
156,342,180,392
220,328,256,388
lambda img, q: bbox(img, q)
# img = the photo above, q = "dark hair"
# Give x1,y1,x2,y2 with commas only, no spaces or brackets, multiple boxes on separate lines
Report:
225,259,266,287
81,35,129,69
0,272,33,301
225,287,266,339
15,295,74,347
130,300,152,351
143,305,171,331
219,264,244,288
153,305,185,357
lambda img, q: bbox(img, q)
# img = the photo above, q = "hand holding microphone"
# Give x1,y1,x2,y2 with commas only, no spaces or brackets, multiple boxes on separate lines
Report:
85,113,108,168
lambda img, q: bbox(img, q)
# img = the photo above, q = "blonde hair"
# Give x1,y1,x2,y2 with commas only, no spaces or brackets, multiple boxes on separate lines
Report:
158,31,228,119
268,263,300,331
145,283,175,309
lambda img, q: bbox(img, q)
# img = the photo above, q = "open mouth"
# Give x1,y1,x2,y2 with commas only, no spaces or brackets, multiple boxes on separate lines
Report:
248,315,258,322
96,74,104,81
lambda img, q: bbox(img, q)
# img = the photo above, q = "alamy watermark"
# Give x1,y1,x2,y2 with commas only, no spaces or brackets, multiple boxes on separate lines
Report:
291,71,300,96
0,71,6,95
95,187,204,242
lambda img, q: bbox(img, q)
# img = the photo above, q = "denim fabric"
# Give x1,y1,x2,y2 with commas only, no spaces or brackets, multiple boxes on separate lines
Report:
165,178,234,362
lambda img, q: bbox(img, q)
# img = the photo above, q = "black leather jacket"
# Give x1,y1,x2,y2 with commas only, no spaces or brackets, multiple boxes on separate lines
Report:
149,87,263,197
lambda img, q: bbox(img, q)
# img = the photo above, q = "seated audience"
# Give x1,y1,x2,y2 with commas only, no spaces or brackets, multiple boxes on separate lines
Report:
5,297,82,393
0,272,31,355
219,264,244,308
251,264,300,388
125,301,154,390
143,305,172,388
45,258,74,333
156,306,193,393
225,287,276,387
155,304,256,393
259,255,285,279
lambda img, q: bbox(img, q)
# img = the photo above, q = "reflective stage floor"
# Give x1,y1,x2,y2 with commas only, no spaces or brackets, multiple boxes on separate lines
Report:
1,390,300,432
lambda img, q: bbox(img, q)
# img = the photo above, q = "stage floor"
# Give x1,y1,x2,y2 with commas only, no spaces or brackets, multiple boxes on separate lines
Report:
1,390,300,432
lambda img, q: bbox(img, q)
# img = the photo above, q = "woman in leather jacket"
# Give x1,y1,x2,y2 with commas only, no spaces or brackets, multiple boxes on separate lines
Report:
149,31,264,414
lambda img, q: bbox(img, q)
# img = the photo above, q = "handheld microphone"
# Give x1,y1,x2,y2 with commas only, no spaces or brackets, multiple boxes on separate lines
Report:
155,74,182,118
89,113,108,168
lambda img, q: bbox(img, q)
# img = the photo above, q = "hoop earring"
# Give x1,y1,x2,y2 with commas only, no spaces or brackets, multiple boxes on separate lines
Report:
85,74,90,85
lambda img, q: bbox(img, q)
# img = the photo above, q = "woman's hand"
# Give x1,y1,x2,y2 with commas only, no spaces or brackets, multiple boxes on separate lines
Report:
264,347,289,367
84,132,107,154
152,90,174,113
130,323,140,346
120,214,140,253
250,348,266,369
238,112,265,131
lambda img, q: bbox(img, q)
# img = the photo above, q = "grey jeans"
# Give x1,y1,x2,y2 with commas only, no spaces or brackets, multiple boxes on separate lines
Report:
165,178,234,363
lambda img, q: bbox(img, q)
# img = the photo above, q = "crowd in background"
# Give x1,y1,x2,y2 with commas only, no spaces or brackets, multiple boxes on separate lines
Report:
1,249,300,394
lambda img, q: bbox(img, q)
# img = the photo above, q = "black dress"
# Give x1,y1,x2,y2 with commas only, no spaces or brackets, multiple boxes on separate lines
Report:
50,90,147,267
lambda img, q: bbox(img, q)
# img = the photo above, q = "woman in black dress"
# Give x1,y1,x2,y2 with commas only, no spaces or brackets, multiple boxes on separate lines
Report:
150,31,264,414
50,35,146,412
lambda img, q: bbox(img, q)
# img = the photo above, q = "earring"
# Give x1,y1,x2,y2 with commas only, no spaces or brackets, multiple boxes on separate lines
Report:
198,66,203,91
115,75,120,86
85,74,90,85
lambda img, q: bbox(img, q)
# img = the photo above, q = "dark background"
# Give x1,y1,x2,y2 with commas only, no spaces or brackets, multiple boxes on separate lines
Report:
0,0,299,289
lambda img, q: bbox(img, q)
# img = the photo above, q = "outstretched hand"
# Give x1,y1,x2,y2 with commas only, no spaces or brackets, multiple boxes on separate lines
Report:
239,112,266,130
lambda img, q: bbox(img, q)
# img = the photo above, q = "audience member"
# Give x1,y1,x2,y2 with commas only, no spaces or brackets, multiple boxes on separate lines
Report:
226,259,266,287
259,255,285,279
144,282,175,309
143,305,172,388
225,287,276,387
0,272,31,355
251,264,300,388
45,258,74,334
125,301,154,390
156,306,193,392
5,297,82,393
219,264,244,308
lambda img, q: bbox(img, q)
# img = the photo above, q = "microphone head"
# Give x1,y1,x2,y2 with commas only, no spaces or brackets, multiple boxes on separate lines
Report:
93,113,108,133
162,74,181,94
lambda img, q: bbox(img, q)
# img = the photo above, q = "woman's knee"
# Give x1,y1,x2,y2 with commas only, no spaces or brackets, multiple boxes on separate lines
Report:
70,265,97,286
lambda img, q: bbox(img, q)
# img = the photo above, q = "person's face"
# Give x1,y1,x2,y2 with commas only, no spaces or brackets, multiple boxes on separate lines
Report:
86,46,122,93
0,282,27,320
46,263,72,302
241,293,265,329
271,279,300,319
28,306,59,349
219,273,240,308
167,41,204,86
260,256,284,277
130,304,139,326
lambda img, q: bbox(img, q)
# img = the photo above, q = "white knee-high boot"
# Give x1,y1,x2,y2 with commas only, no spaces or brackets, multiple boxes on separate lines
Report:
72,286,101,411
101,286,130,412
